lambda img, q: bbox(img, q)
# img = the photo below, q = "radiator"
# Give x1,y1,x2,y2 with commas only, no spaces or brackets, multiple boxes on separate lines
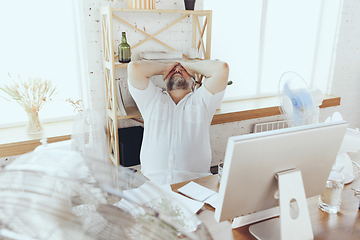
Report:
253,120,289,133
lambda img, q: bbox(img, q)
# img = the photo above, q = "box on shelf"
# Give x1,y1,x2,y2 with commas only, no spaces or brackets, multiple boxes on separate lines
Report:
127,0,155,9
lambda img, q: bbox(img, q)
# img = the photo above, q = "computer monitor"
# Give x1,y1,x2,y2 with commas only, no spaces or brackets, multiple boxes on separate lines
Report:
214,121,348,239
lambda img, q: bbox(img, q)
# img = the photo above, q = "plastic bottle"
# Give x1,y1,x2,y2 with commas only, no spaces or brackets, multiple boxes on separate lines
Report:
318,161,345,214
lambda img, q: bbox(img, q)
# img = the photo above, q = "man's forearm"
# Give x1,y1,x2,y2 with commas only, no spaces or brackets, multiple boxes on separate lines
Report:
180,60,226,78
128,60,172,90
181,60,229,94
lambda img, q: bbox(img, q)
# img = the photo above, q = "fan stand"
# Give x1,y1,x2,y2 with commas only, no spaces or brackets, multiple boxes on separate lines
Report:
249,169,314,240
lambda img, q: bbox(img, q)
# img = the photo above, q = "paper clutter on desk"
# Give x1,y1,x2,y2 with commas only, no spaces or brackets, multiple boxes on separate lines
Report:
114,182,204,222
178,181,218,208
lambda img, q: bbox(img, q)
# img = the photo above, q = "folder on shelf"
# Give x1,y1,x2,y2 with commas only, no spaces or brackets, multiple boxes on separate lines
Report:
116,80,127,116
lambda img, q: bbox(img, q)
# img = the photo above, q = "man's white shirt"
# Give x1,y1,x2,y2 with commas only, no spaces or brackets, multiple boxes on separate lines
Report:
129,80,225,184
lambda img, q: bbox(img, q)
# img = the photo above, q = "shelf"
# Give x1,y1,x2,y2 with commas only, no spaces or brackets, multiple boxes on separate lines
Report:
111,8,211,14
114,58,202,68
119,95,341,125
115,62,129,68
118,106,142,120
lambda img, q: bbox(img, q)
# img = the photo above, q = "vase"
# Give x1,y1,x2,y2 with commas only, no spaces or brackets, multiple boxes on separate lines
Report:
26,111,43,134
184,0,196,10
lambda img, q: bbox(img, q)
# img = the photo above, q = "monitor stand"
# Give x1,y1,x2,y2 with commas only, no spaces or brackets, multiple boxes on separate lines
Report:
249,168,314,240
232,206,279,229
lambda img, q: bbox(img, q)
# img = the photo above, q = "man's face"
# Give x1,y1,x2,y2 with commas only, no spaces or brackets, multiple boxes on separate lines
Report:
164,63,194,92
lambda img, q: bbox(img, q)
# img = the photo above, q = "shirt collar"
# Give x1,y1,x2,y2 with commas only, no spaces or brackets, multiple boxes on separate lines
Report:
163,90,194,105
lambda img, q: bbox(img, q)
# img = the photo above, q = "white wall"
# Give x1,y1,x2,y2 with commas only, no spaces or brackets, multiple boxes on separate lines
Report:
81,0,360,165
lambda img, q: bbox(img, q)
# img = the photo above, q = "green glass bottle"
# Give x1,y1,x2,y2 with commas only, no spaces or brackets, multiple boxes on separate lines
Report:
118,32,131,63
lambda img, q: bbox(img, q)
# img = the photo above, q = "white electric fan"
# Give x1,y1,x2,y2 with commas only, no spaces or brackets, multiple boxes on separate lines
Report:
278,72,360,184
0,149,211,240
278,71,324,127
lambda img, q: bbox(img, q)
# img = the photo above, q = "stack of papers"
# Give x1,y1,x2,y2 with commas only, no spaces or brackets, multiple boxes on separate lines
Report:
140,51,183,60
178,181,218,209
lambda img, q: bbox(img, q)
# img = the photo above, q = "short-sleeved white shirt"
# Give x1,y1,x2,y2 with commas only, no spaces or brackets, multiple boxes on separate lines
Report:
129,80,225,184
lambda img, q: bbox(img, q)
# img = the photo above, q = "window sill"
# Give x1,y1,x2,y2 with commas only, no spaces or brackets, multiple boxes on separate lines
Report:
0,95,340,158
119,94,341,125
0,120,73,158
212,94,341,125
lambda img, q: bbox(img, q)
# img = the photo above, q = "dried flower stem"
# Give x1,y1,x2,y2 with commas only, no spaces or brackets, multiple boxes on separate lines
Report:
66,98,84,113
1,75,57,113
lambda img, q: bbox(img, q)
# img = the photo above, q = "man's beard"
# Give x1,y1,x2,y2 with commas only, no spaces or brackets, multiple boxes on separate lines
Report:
166,74,191,91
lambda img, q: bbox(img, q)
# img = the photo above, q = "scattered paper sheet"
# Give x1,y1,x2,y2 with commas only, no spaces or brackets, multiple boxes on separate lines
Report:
178,181,218,206
204,193,218,209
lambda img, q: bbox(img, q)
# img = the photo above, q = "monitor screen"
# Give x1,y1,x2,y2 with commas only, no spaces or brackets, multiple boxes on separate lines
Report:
214,121,348,222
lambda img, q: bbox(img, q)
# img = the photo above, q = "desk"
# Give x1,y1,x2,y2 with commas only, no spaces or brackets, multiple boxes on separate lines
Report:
171,175,360,240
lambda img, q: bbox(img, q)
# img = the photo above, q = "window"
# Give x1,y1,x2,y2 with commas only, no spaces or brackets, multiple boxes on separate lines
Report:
204,0,343,102
0,0,87,128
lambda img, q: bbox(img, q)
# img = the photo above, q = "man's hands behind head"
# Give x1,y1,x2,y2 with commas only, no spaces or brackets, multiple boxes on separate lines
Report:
163,62,194,82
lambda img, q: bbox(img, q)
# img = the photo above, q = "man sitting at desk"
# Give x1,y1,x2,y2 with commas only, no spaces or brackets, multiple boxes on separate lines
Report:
128,60,229,184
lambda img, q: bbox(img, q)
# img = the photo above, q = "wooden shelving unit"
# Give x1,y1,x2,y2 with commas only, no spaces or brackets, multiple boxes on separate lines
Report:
100,6,212,165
